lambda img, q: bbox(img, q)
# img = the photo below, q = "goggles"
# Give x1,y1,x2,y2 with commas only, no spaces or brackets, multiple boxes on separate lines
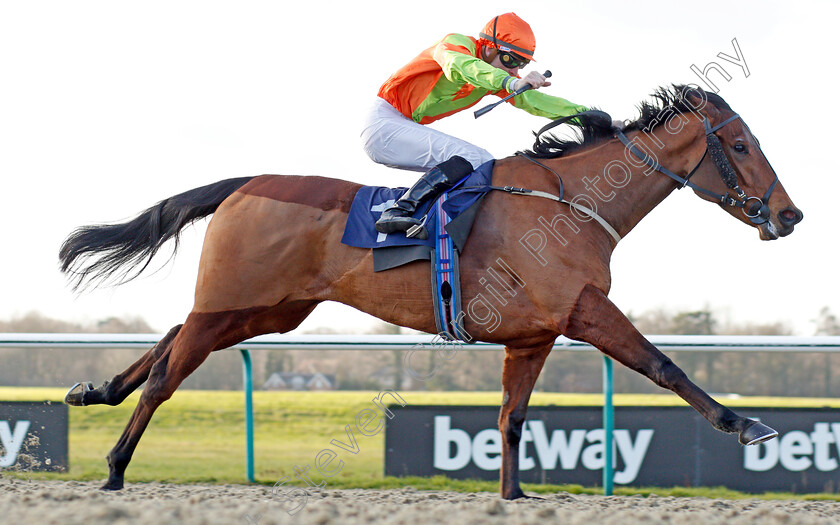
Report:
499,50,529,69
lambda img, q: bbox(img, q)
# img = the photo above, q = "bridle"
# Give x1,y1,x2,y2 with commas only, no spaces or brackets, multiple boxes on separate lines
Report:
528,109,780,227
614,112,779,225
488,108,780,245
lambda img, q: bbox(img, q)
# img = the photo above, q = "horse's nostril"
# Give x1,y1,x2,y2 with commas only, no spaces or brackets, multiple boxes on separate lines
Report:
779,208,802,226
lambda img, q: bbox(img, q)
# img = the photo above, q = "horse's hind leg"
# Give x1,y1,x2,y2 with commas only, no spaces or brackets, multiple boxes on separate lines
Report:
65,325,182,407
564,284,777,445
102,301,318,490
102,313,233,490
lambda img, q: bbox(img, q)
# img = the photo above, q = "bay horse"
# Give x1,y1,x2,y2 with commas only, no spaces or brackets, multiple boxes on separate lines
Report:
60,85,802,498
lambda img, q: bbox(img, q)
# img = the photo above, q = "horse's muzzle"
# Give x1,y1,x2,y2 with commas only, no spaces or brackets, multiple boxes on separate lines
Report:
759,206,803,240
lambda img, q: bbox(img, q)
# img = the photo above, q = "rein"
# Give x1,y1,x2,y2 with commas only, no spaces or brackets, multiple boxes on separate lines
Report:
491,182,622,243
476,110,622,243
469,109,621,243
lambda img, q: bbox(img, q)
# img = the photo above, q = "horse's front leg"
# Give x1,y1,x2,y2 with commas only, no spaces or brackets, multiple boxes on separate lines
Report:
498,342,553,500
563,284,777,445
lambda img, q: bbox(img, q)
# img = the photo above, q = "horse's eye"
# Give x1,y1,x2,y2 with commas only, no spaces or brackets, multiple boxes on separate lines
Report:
733,143,747,153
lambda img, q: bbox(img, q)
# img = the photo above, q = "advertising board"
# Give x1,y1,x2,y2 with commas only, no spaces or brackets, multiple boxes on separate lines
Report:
385,406,840,493
0,402,68,472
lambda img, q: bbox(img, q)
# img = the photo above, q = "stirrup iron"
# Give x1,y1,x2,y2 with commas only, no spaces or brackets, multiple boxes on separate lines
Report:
405,214,429,239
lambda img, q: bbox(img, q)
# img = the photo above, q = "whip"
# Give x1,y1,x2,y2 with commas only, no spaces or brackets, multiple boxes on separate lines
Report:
474,70,552,118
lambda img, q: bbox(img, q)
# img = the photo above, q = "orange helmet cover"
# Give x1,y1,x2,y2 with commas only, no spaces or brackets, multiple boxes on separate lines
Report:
479,12,536,60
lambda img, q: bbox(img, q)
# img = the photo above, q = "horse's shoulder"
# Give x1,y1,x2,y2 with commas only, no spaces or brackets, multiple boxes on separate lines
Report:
237,174,360,213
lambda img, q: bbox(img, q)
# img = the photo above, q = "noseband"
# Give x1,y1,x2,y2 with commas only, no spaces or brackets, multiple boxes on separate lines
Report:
615,113,779,225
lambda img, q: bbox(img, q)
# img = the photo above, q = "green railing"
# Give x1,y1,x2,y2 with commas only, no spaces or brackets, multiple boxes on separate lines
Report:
3,333,839,493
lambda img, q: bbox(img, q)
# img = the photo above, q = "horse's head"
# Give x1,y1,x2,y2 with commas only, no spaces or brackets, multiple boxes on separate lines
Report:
683,88,803,240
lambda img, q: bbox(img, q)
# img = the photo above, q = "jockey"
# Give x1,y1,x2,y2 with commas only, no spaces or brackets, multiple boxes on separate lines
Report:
362,12,615,239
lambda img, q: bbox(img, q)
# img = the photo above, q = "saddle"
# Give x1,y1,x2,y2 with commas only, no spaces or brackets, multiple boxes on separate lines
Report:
341,161,496,341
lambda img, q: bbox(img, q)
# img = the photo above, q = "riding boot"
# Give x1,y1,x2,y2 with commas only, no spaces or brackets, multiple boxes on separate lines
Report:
375,156,473,239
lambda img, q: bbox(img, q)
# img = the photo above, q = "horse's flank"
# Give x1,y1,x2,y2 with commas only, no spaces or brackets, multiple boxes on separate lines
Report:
191,114,698,347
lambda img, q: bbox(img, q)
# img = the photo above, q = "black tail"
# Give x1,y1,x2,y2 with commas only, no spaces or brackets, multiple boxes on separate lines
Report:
59,176,255,291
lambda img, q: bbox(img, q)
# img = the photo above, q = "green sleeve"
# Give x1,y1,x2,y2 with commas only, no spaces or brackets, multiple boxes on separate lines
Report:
433,33,587,119
433,34,517,92
511,90,589,119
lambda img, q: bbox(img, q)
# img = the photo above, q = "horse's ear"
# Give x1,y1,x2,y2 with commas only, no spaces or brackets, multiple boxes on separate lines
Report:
682,86,719,120
701,98,722,121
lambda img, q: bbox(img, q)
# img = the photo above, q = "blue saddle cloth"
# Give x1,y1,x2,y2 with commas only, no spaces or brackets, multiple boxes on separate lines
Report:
341,160,494,250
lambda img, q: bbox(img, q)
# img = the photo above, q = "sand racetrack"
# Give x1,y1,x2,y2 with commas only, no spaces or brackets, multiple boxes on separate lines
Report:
1,478,838,524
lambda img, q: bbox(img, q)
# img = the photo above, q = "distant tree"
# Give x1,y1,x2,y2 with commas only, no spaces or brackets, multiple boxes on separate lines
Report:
671,310,716,335
627,308,673,335
668,310,715,385
96,316,154,333
0,311,83,333
303,325,343,335
814,307,840,336
367,322,404,389
264,351,293,381
720,321,791,336
0,311,154,333
0,311,158,388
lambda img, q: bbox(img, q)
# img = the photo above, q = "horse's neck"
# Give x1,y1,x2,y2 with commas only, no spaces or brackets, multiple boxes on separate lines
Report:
536,122,706,240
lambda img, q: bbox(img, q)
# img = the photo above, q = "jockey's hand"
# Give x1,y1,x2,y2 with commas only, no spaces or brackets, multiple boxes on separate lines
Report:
514,71,552,91
612,118,626,130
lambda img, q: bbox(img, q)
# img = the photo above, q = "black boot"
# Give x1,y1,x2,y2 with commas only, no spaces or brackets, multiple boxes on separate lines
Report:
375,156,473,239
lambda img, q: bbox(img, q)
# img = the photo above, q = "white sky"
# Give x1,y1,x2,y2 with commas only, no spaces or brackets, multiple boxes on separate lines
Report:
1,1,837,335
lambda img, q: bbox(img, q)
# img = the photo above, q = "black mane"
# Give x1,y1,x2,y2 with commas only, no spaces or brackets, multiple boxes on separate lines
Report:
521,84,731,159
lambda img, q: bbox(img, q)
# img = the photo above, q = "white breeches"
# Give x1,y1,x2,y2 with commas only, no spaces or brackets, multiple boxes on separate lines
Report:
360,97,494,172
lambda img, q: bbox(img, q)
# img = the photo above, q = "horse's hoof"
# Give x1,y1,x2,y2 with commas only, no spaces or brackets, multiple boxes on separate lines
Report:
501,488,528,500
740,420,779,445
64,382,94,406
100,478,124,491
